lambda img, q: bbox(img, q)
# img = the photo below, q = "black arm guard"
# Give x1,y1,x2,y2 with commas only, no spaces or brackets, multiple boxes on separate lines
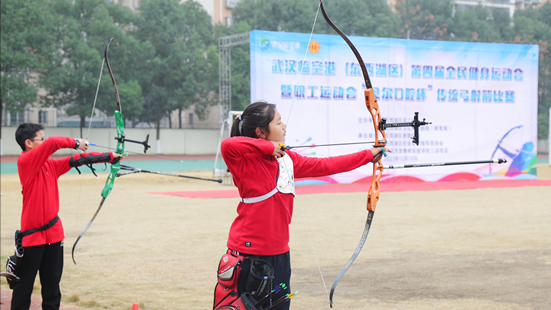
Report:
69,152,115,167
69,152,119,177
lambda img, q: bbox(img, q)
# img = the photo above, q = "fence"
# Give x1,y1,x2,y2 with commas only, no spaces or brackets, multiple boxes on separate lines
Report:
1,127,219,156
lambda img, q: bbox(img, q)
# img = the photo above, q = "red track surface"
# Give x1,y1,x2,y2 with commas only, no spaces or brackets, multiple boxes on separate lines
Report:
150,179,551,199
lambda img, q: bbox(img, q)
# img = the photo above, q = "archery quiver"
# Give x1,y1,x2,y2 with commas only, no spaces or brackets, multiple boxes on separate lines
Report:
2,216,59,289
213,250,244,308
213,250,276,309
215,292,259,310
3,230,24,289
215,285,294,310
244,257,274,297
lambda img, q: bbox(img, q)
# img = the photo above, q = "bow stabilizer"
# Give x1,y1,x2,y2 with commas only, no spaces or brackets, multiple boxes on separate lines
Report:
116,164,223,183
384,158,507,170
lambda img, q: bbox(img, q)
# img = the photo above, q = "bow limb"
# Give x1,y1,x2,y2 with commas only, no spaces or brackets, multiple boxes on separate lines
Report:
72,38,125,264
319,1,386,306
105,37,126,162
105,38,122,112
71,197,108,264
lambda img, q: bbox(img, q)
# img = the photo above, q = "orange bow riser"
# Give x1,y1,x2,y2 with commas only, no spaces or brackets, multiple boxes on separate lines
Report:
364,88,386,212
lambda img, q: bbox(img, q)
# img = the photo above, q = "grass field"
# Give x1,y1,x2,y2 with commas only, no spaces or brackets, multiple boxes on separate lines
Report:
1,164,550,310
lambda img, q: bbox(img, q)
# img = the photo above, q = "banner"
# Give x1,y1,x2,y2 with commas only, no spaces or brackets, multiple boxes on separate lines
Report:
250,30,539,183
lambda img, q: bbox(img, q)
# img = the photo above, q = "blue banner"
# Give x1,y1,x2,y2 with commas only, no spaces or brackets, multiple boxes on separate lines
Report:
250,30,539,183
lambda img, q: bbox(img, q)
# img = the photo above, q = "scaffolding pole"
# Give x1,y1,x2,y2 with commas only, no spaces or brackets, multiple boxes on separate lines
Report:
215,32,250,184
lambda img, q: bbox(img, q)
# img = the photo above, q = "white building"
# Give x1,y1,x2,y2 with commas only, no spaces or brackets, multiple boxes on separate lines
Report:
454,0,547,19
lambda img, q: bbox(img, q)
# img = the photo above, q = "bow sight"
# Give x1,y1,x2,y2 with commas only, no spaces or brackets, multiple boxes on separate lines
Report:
379,112,431,145
114,133,151,153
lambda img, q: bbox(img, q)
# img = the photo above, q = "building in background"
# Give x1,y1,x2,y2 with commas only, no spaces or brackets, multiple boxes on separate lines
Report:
213,0,241,26
109,0,140,11
111,0,241,25
454,0,548,19
384,0,548,16
386,0,397,11
194,0,241,26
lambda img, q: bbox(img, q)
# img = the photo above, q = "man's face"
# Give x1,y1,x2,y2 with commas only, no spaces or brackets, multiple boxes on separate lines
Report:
26,130,45,150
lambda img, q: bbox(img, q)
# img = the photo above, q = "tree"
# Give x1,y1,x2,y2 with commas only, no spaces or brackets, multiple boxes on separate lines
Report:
315,0,400,37
511,3,551,140
135,0,217,143
40,0,143,137
232,0,318,34
535,3,551,140
449,5,502,42
169,0,219,128
232,0,399,37
396,0,454,40
1,0,60,125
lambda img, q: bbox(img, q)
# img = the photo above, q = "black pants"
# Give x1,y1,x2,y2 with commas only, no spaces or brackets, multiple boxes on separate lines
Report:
11,242,64,310
237,251,291,310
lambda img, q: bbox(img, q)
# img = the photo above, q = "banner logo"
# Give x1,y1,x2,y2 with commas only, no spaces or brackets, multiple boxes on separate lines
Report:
260,38,270,50
309,40,320,54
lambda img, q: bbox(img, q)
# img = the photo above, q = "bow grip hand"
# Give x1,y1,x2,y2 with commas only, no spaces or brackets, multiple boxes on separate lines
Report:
271,142,286,158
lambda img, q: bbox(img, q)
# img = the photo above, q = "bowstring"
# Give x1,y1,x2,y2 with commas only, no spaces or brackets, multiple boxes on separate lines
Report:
87,58,105,139
295,187,330,299
281,1,330,301
74,57,106,234
279,156,329,300
284,2,321,128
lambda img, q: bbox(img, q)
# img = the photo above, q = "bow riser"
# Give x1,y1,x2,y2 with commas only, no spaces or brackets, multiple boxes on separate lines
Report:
365,89,386,147
114,110,125,149
367,163,382,212
365,89,385,212
364,88,386,147
100,167,120,198
100,110,125,198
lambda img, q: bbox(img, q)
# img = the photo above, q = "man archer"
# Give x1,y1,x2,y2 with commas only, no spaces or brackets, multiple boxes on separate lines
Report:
10,123,122,310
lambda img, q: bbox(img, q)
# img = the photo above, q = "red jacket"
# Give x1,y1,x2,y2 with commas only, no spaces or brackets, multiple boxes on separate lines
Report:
221,137,374,255
17,136,113,247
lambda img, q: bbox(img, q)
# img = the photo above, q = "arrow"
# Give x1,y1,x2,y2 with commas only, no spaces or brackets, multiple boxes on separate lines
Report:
284,141,376,149
383,158,507,169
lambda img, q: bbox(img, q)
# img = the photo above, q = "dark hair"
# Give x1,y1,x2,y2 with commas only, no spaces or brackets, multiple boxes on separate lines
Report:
15,123,45,151
231,101,276,138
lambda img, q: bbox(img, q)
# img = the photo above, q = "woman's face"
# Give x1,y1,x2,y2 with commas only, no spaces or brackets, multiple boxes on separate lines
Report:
264,109,286,143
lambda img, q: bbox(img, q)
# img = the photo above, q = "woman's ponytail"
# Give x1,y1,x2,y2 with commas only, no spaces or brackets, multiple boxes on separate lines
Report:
230,115,244,137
